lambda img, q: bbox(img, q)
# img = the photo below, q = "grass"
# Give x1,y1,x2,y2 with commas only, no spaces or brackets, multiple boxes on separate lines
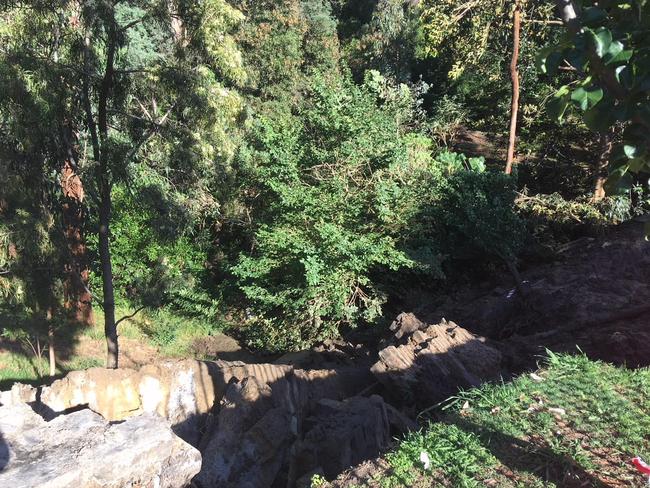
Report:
0,304,225,389
83,305,149,341
343,352,650,488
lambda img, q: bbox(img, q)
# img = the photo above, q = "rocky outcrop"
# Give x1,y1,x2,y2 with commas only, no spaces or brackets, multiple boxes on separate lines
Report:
35,359,372,445
0,318,504,488
0,402,201,488
371,313,502,407
195,376,294,488
290,395,392,483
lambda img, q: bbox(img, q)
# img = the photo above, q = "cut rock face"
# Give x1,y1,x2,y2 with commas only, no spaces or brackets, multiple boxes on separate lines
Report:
371,313,502,407
0,402,201,488
291,395,392,482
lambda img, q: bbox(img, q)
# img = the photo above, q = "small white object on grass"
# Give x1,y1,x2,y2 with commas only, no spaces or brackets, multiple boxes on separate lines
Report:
420,451,431,470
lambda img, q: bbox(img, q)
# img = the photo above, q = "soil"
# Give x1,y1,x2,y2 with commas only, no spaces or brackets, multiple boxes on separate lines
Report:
415,218,650,372
71,335,161,369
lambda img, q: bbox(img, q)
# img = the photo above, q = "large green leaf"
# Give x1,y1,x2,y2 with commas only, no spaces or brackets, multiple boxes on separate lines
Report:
570,86,604,111
583,102,616,131
586,27,613,58
603,40,633,65
604,166,633,194
536,46,563,75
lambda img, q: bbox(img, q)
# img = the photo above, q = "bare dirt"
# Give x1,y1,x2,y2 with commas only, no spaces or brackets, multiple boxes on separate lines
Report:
71,335,161,369
418,218,650,372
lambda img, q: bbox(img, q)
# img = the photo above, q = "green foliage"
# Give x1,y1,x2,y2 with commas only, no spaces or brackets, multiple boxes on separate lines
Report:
386,423,495,487
94,185,215,313
139,309,221,356
540,1,650,193
230,62,524,351
436,150,486,174
337,0,419,82
517,189,650,243
437,168,525,263
232,72,431,351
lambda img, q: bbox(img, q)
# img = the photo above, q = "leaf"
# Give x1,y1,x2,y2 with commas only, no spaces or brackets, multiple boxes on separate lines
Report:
547,85,571,120
604,166,633,194
628,157,646,172
623,144,639,159
583,100,616,132
603,41,633,65
586,27,613,58
570,86,604,111
536,46,563,75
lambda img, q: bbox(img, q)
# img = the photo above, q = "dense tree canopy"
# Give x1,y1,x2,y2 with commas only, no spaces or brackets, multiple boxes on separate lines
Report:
1,0,648,366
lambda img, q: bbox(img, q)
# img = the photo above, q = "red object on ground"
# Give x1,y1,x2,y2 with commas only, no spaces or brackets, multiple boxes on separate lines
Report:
633,457,650,475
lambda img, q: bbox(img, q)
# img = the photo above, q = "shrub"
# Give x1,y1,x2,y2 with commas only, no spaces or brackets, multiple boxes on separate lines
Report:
516,188,650,243
232,72,440,351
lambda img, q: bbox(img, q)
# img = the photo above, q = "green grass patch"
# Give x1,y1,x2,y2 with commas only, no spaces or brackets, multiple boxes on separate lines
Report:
84,306,147,341
0,349,103,389
355,352,650,488
131,308,224,357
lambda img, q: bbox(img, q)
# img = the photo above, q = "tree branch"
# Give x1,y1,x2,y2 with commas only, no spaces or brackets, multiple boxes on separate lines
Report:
115,305,146,328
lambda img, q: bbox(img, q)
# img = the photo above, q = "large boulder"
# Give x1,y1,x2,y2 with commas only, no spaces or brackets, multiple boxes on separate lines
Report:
371,313,502,407
0,402,201,488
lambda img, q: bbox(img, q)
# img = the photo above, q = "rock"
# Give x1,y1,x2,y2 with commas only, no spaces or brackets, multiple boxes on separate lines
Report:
0,383,37,407
290,395,391,481
40,367,143,420
3,358,377,488
372,313,502,407
0,403,201,488
195,365,375,488
195,376,293,488
0,383,37,406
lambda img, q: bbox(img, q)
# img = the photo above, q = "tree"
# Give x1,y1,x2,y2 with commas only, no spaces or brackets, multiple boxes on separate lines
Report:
542,0,650,201
1,0,245,368
335,0,419,82
505,0,522,174
0,4,94,328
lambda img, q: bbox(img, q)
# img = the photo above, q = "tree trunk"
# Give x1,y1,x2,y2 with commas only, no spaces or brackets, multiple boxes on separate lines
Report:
593,131,612,202
96,8,118,369
505,0,521,175
99,186,118,369
47,307,56,377
61,138,94,325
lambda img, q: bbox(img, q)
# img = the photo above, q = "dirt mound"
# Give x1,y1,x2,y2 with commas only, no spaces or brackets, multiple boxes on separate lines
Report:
421,219,650,369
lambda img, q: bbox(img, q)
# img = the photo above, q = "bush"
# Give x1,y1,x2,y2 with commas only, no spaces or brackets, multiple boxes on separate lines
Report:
438,169,525,264
89,186,219,317
232,72,441,351
516,189,650,243
231,71,525,352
